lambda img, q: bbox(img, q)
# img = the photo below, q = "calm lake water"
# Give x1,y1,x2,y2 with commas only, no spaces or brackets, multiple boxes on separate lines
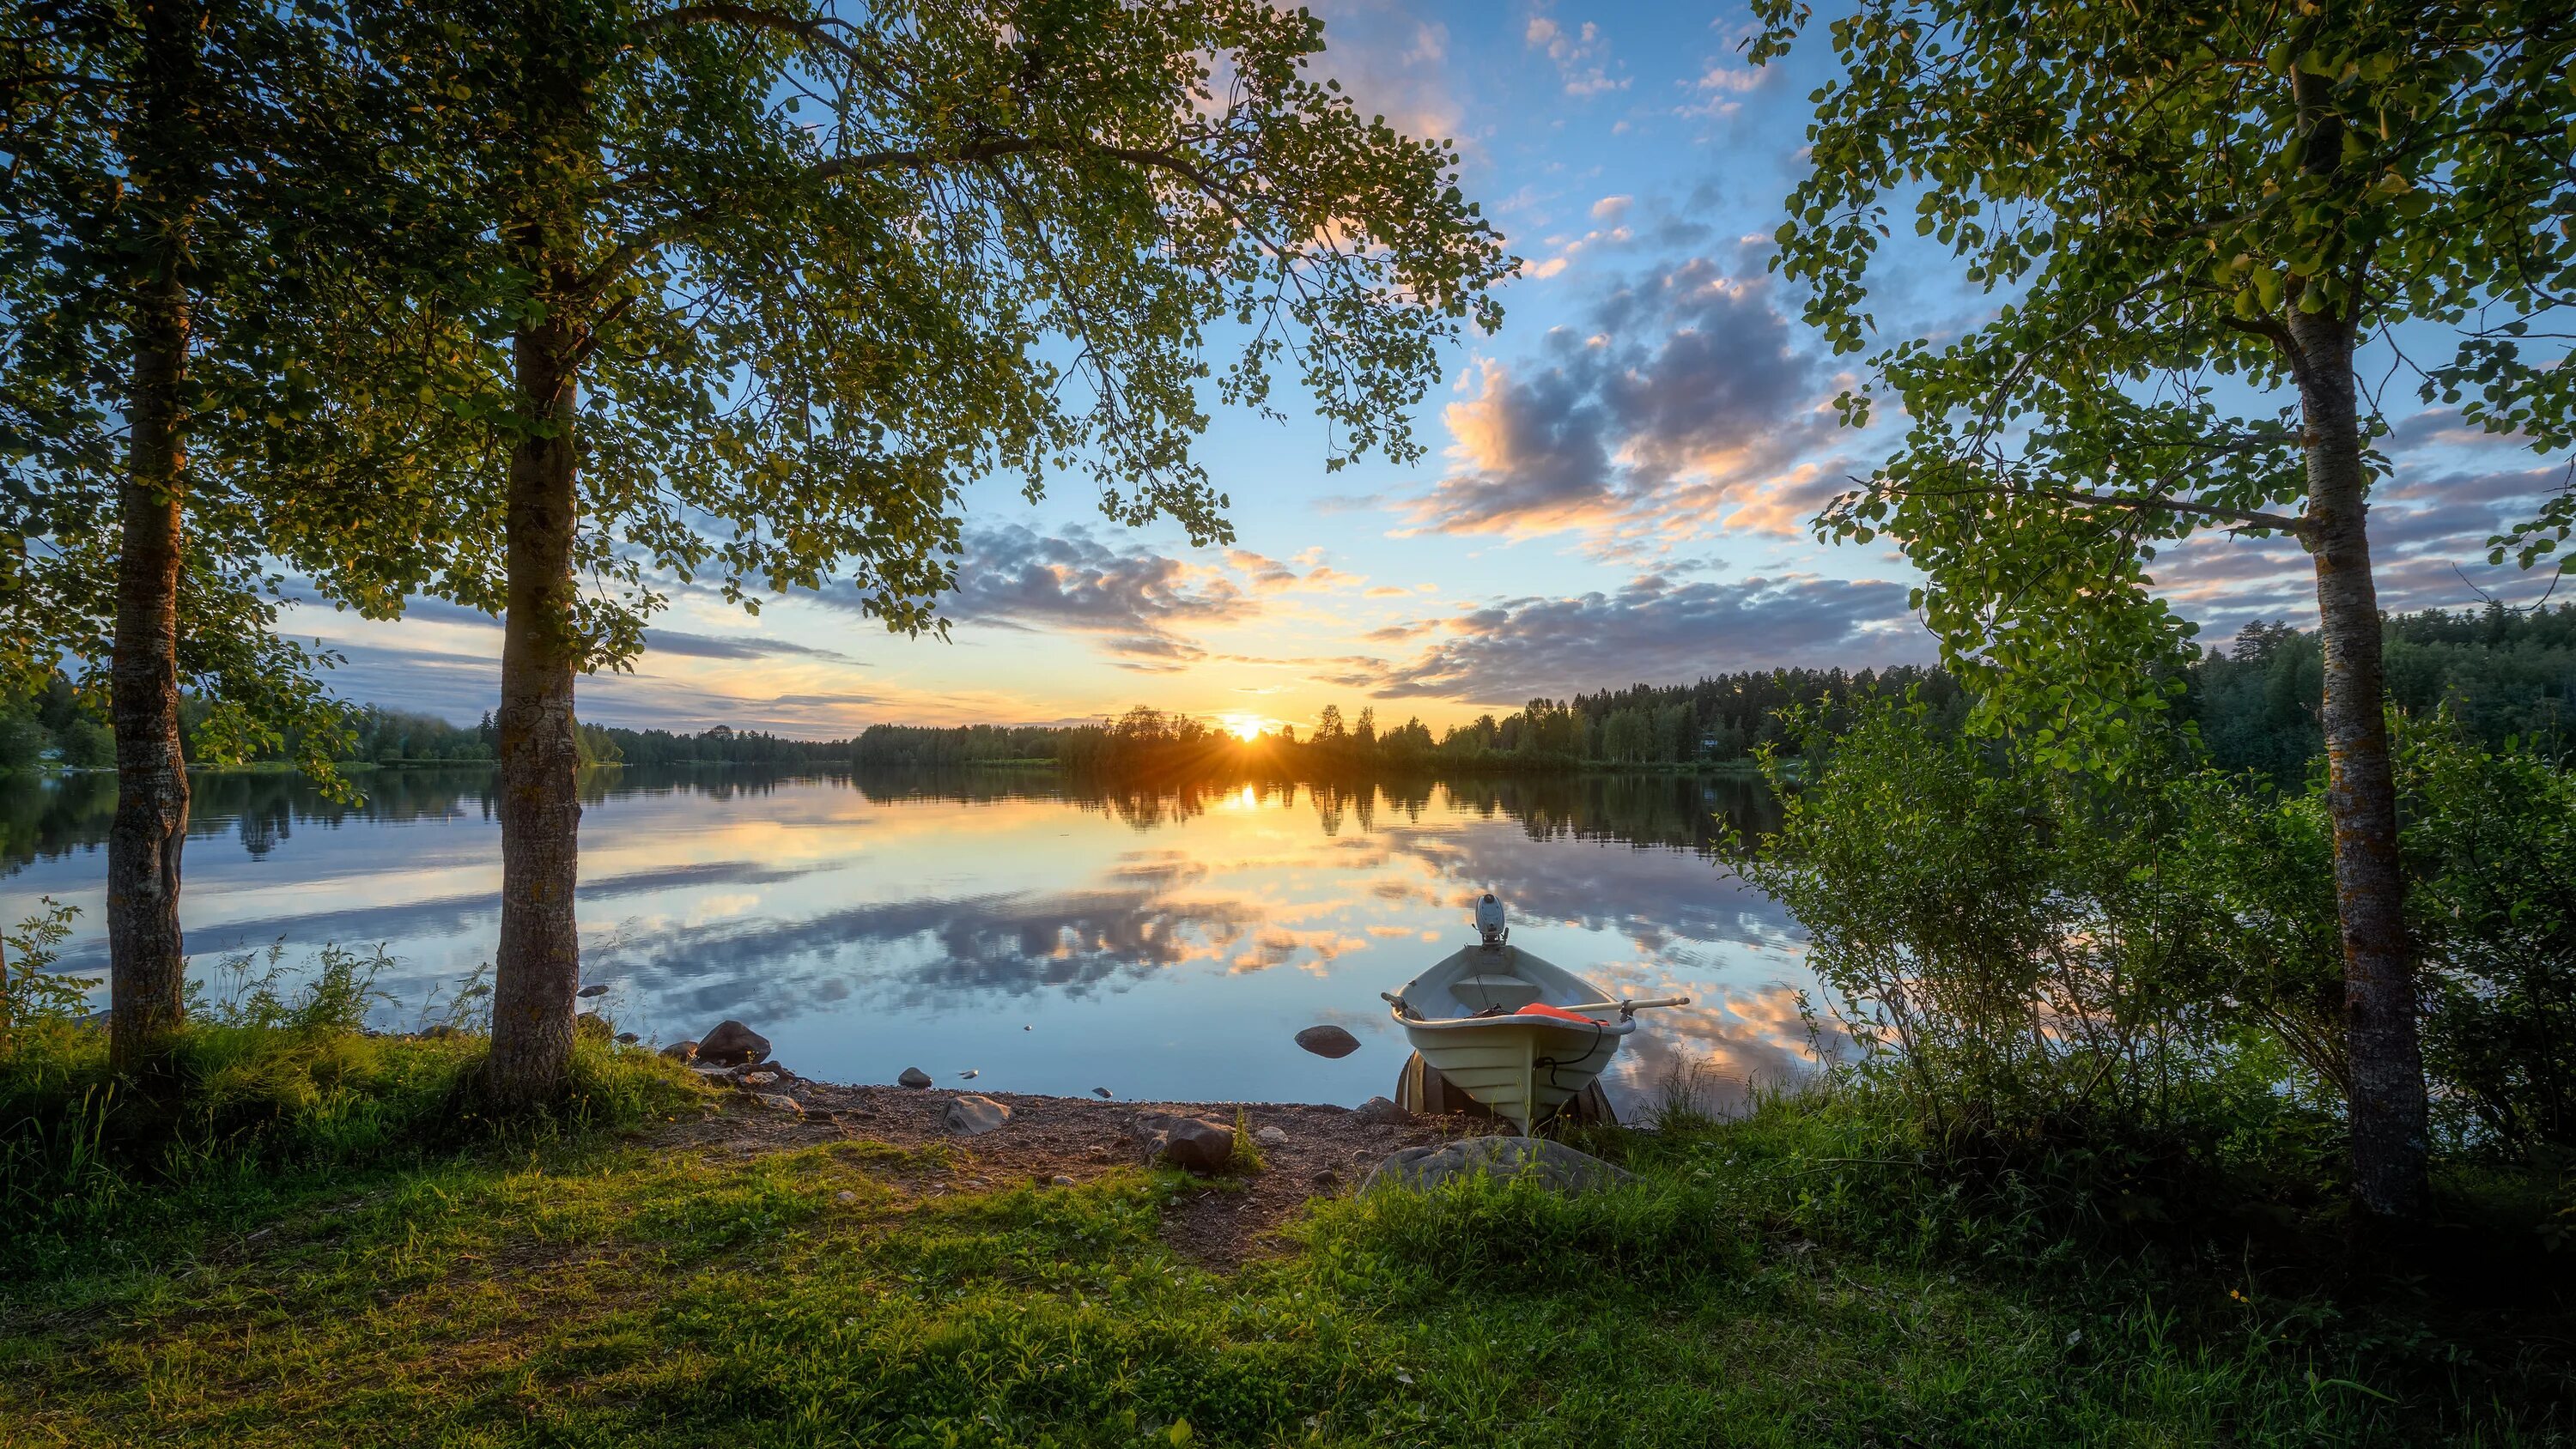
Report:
0,767,1824,1116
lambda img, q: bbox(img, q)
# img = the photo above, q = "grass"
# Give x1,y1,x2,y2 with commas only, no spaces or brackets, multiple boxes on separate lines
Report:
3,1053,2570,1447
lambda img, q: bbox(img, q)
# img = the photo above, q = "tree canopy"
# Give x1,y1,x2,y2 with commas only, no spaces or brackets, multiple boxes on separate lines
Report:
1755,0,2576,759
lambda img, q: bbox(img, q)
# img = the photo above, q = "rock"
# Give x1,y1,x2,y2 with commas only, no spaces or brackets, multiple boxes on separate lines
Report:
690,1064,733,1082
1092,1087,1113,1099
958,1069,979,1080
944,1094,1012,1136
1351,1096,1411,1127
661,1040,699,1063
614,1031,639,1045
1254,1125,1291,1148
1295,1024,1362,1058
897,1066,933,1089
696,1020,770,1066
1135,1113,1236,1174
835,1189,858,1204
1311,1168,1342,1188
753,1093,804,1115
1050,1174,1077,1188
577,983,610,998
739,1072,779,1088
1361,1137,1633,1196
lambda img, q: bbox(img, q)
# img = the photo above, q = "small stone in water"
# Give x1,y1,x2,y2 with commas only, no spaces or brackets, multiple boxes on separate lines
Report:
1294,1024,1361,1058
577,984,609,998
898,1067,933,1088
1092,1087,1113,1099
958,1069,979,1080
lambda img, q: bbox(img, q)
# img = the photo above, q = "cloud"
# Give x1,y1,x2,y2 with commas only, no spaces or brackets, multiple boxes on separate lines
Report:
641,629,857,664
1526,9,1628,98
1225,546,1367,595
1676,60,1770,120
1405,258,1831,552
933,523,1253,664
2155,460,2574,638
1304,0,1467,147
1327,572,1928,701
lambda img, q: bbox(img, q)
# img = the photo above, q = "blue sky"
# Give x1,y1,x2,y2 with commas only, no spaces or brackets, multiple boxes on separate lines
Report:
296,0,2569,738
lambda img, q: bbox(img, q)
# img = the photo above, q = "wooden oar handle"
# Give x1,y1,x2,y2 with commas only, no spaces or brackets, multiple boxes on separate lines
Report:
1558,995,1693,1015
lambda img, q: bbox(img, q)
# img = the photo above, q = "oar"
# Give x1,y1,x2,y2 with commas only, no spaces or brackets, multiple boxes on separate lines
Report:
1558,995,1692,1016
1383,991,1692,1018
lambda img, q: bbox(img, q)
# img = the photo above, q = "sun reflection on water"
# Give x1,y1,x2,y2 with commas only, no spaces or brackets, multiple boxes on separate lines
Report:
0,766,1824,1114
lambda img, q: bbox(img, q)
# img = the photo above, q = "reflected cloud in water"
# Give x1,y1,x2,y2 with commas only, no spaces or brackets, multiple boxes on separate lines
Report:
1,767,1823,1113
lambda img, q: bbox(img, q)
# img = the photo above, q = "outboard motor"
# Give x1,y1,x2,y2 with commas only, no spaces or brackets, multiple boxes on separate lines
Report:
1473,891,1508,949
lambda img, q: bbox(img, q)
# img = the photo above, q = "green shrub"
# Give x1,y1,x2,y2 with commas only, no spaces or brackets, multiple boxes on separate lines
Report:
0,898,93,1063
2401,716,2576,1156
1732,694,2576,1190
0,944,708,1279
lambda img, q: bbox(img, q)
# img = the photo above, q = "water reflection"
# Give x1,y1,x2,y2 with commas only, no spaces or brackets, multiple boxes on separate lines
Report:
0,766,1820,1113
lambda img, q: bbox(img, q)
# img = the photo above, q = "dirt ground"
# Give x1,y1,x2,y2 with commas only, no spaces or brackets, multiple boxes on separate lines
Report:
658,1061,1477,1265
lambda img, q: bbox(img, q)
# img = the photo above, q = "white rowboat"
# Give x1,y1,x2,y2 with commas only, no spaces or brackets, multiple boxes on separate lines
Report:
1383,941,1688,1134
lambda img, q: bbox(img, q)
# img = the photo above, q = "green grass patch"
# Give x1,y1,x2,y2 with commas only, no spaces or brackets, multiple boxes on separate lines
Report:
4,1088,2567,1446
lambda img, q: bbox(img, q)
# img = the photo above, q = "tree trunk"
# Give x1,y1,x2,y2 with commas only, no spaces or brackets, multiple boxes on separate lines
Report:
2290,304,2429,1223
106,0,204,1076
482,313,586,1103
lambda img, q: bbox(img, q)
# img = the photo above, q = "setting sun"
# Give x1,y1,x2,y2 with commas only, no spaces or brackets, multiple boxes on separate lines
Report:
1220,713,1273,743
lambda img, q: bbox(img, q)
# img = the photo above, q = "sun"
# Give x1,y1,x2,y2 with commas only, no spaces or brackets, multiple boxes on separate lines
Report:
1220,713,1272,743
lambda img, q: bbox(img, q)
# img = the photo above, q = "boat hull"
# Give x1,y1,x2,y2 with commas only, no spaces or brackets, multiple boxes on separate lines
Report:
1400,1016,1623,1134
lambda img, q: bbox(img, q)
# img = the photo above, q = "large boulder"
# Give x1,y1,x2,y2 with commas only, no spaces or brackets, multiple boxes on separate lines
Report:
897,1066,934,1089
1362,1137,1632,1196
944,1094,1012,1136
1294,1024,1362,1058
696,1020,771,1066
1134,1113,1236,1174
1352,1095,1411,1127
660,1040,699,1063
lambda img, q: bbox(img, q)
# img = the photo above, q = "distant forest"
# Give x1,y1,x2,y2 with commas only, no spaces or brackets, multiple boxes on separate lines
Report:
0,603,2567,782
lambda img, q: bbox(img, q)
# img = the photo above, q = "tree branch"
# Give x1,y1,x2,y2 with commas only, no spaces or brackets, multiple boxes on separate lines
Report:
1874,475,2313,537
636,4,860,64
2013,483,2312,537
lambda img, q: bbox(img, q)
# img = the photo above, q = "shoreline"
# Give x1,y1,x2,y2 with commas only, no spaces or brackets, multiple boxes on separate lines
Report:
669,1058,1461,1265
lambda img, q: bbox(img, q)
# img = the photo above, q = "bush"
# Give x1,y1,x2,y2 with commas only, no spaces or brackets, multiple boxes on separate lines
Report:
0,944,709,1279
1728,695,2576,1202
1728,696,2243,1155
0,715,48,772
1,898,93,1062
2401,716,2576,1156
57,715,112,768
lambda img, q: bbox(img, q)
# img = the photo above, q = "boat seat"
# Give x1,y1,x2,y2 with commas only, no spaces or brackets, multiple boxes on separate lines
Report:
1449,973,1545,1012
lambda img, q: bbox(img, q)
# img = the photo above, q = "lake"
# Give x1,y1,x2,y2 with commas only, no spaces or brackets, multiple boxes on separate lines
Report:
0,767,1826,1117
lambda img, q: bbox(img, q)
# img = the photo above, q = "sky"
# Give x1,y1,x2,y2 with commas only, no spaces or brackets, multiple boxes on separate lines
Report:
295,1,2572,741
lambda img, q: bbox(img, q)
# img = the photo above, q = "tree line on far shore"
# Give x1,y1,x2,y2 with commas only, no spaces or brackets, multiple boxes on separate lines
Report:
4,602,2564,782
